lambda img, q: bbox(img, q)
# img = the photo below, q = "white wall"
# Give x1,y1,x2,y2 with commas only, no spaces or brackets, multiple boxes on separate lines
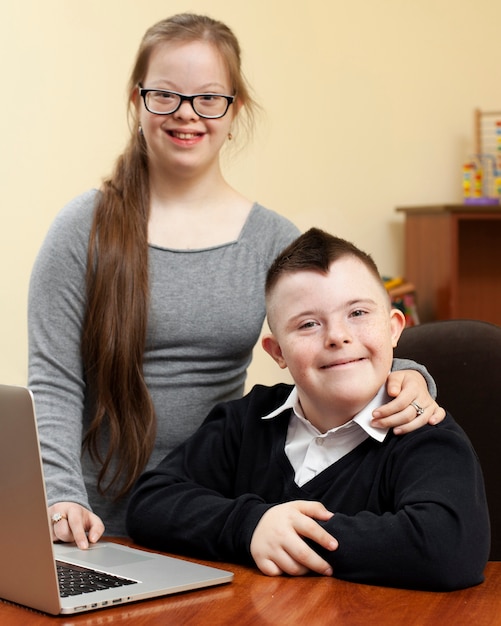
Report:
1,0,499,386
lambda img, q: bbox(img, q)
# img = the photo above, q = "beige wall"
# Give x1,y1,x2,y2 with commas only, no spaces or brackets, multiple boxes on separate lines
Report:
1,0,499,387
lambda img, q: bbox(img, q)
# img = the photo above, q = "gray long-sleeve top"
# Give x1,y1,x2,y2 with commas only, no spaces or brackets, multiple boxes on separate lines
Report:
28,189,300,536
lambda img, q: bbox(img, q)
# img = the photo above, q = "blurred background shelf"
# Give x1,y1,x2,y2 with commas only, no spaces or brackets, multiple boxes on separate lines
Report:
396,204,501,325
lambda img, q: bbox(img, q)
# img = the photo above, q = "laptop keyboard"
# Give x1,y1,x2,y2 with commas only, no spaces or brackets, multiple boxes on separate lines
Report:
56,560,136,597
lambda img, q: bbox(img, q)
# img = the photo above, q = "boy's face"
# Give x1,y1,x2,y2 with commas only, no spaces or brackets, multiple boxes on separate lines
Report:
263,256,406,432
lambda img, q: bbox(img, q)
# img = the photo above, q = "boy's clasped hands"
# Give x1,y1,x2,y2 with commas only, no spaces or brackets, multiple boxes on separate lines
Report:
250,500,336,576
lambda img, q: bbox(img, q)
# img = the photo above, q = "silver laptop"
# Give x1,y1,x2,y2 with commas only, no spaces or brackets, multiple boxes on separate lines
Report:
0,384,233,615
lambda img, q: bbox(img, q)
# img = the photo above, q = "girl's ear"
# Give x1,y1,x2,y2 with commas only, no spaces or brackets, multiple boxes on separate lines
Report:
262,334,288,370
234,96,244,115
130,84,140,109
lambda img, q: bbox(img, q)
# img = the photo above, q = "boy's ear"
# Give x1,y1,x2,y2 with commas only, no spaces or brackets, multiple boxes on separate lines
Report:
262,333,288,370
390,308,406,348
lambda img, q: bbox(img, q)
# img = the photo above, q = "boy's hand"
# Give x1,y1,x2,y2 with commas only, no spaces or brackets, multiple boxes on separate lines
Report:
372,369,445,434
250,501,337,577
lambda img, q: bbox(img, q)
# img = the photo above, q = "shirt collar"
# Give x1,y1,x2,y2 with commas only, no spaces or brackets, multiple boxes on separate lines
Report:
261,385,390,442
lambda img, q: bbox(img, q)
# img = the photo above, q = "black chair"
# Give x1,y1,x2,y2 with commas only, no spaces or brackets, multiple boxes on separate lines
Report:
394,319,501,561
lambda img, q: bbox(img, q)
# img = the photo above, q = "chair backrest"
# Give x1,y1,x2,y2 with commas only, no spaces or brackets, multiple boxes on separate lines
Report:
394,319,501,561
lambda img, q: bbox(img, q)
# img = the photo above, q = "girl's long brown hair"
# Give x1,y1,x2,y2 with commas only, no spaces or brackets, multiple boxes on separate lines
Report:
81,13,258,498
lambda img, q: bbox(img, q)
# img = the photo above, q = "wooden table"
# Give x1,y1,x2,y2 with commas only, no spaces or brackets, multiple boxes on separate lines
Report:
1,543,501,626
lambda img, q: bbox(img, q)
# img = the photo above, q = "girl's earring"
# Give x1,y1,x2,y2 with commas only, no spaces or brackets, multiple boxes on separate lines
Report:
138,125,143,135
227,131,233,141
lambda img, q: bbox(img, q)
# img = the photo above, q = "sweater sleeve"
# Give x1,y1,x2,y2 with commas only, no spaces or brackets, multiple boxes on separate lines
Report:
392,357,437,398
126,398,273,563
28,190,97,511
318,419,490,590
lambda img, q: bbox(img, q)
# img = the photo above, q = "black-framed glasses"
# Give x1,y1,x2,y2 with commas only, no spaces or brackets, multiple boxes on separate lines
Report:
138,86,235,119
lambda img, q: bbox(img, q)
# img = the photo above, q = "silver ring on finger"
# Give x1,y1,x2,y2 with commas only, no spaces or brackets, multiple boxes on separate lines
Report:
410,401,424,417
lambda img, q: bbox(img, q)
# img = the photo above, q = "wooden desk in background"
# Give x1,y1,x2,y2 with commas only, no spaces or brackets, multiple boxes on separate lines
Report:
396,204,501,325
1,540,500,626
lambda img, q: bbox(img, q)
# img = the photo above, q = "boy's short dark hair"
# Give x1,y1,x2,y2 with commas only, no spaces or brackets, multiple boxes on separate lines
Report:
265,228,383,296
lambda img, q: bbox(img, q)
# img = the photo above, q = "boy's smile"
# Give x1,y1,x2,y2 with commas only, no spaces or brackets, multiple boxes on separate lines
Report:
263,256,405,432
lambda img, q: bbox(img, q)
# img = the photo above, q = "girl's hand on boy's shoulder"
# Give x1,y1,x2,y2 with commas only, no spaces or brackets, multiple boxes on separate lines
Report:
372,370,445,434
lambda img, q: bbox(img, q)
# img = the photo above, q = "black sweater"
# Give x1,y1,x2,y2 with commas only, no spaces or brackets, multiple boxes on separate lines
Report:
127,384,490,591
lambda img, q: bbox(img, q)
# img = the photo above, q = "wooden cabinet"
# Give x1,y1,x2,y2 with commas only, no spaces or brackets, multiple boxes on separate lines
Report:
396,205,501,324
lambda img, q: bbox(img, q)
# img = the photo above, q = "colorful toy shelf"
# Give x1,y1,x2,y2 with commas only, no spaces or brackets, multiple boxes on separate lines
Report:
462,109,501,204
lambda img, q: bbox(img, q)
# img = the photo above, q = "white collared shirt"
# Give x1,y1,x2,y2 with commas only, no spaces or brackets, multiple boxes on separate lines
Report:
262,386,390,486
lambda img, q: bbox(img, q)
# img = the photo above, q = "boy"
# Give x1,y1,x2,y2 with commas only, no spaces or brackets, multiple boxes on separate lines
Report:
127,229,489,590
